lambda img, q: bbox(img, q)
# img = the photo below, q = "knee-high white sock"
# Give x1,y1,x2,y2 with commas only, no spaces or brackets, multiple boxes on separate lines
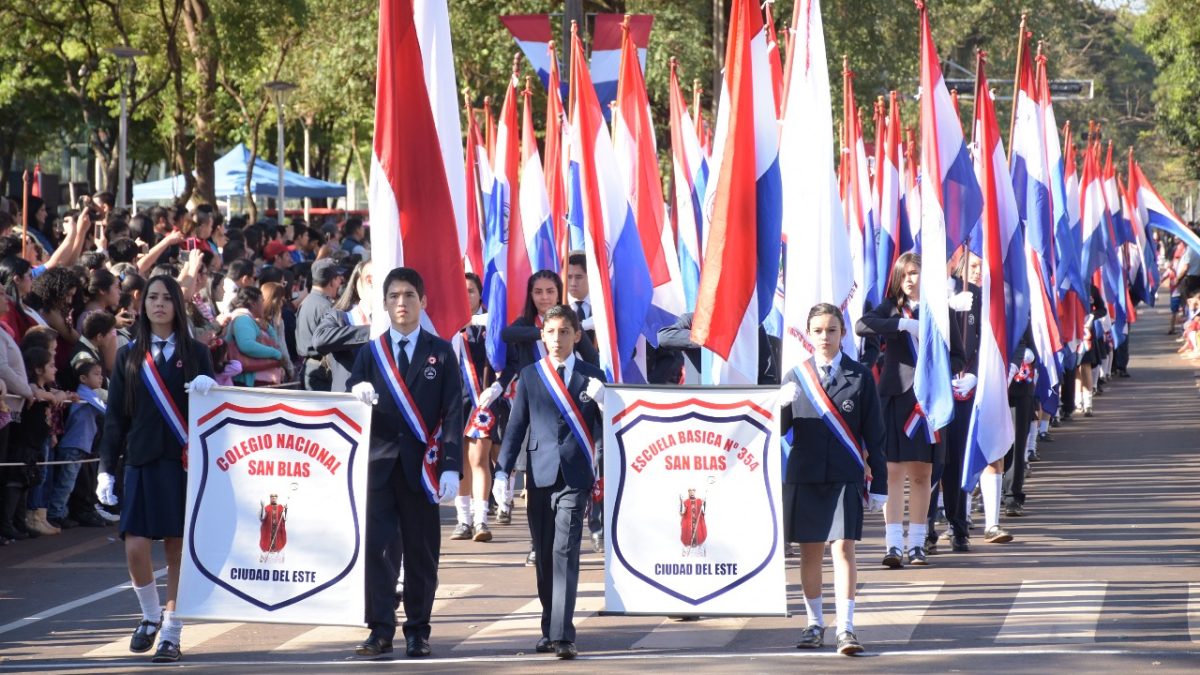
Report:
506,472,517,505
885,523,904,551
472,498,489,526
1082,388,1093,411
1038,417,1050,434
908,523,927,550
1092,367,1101,388
133,581,161,623
159,609,182,644
1026,422,1039,458
454,495,471,524
804,595,824,628
836,598,856,634
981,473,1002,530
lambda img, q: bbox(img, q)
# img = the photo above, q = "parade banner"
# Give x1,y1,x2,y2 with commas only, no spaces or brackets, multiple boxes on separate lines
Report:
603,386,786,616
178,387,371,626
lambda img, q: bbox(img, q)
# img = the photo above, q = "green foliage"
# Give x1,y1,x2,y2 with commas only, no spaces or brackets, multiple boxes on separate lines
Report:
1136,0,1200,188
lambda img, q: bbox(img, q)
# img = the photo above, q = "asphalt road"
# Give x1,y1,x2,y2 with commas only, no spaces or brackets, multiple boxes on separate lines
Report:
1,303,1197,673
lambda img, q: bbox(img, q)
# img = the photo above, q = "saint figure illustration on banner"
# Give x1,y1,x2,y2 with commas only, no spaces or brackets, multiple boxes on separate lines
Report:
679,487,708,556
259,492,289,562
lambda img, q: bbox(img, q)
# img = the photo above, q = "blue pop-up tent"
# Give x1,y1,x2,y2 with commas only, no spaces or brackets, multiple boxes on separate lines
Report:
132,143,346,202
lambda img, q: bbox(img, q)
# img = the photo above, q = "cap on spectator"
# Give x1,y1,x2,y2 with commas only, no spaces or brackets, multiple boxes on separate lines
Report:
312,258,345,285
263,240,289,261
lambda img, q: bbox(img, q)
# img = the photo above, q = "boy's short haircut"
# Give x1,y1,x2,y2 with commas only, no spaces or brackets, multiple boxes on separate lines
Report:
543,304,581,332
81,310,117,340
74,358,102,380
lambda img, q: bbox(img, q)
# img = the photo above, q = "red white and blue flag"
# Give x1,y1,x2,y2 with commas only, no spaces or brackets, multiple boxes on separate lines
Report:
693,0,783,383
463,107,487,276
544,43,570,269
914,0,981,431
876,92,912,304
780,0,855,370
963,53,1016,491
568,26,653,383
368,0,468,339
518,80,560,275
1039,57,1086,306
481,67,520,371
590,14,653,121
499,15,568,100
669,60,710,311
842,60,878,327
1131,159,1200,255
1100,144,1129,347
1123,157,1160,307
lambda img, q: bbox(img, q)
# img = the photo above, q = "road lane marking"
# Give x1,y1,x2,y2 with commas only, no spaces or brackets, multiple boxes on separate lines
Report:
0,568,167,637
1190,582,1200,642
632,617,750,649
83,621,241,657
846,581,944,644
995,580,1105,643
452,582,604,652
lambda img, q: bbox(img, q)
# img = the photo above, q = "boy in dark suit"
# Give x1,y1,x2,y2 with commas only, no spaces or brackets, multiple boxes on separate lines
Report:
347,267,463,659
494,304,606,659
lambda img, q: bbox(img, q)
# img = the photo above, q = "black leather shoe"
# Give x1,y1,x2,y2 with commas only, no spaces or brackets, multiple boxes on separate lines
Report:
535,636,555,653
354,634,393,657
525,549,537,566
150,640,181,663
907,546,928,566
405,636,431,658
923,534,938,555
555,641,578,659
129,616,161,653
836,630,864,655
951,535,971,552
591,531,604,553
882,547,903,569
796,624,825,649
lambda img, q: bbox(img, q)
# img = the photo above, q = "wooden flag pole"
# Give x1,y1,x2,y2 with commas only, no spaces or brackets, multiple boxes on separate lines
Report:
1008,13,1028,157
21,169,30,260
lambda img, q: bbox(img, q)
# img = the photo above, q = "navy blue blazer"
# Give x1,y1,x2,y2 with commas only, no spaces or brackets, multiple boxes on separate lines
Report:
855,298,966,398
98,338,214,473
780,356,887,495
497,359,605,491
348,329,463,491
498,316,599,389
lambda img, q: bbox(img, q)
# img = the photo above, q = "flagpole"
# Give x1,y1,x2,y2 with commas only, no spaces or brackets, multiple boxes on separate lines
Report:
21,170,29,260
1007,13,1027,157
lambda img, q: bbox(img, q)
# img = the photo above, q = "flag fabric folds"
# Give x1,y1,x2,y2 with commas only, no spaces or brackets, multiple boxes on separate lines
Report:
518,80,560,276
669,60,710,312
369,0,468,339
842,61,879,328
1132,160,1200,255
590,14,653,120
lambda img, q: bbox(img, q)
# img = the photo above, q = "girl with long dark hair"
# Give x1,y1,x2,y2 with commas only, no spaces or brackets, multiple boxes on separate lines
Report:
95,275,215,663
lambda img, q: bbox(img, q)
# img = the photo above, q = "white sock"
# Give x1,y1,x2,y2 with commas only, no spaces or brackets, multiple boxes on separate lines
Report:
472,498,489,526
981,473,1002,530
503,473,517,509
1082,389,1093,411
1092,368,1101,388
1026,423,1039,458
937,492,944,509
908,523,927,550
804,595,824,628
885,523,904,551
1038,418,1050,434
159,609,182,644
133,581,161,624
454,495,471,524
836,598,855,634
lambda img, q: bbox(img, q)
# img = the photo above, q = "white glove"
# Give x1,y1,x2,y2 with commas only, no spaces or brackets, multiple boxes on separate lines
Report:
492,471,509,506
947,290,974,312
581,316,595,331
469,312,489,327
186,374,217,396
351,381,378,405
898,317,919,334
477,382,502,409
777,381,800,407
867,493,887,513
97,472,118,506
1022,348,1036,364
585,377,605,411
437,471,460,503
952,373,977,396
1008,363,1018,382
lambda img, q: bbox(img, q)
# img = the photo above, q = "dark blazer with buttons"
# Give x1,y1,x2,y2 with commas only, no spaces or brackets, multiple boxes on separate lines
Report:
498,316,599,389
497,359,606,490
98,339,214,473
855,297,966,398
780,356,887,495
348,329,463,491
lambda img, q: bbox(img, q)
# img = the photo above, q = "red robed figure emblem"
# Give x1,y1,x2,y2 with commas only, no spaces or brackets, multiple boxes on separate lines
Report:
259,495,288,553
679,489,707,547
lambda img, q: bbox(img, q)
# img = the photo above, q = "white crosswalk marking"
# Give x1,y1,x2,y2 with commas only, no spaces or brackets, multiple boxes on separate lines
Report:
1189,582,1200,642
632,617,749,649
995,580,1106,643
273,583,480,653
83,621,240,657
844,581,944,643
452,582,605,652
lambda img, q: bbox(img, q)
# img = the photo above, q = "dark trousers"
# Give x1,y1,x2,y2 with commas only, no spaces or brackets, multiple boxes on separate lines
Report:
1113,336,1130,371
527,471,587,643
938,397,972,539
1004,394,1035,505
364,462,440,642
1060,367,1076,414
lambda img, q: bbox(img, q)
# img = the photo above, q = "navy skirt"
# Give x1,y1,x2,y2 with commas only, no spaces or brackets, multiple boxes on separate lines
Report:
784,482,863,543
883,392,944,464
121,458,187,539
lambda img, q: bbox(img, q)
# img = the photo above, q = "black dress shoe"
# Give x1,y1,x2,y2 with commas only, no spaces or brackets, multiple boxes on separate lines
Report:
555,641,578,659
405,636,431,658
882,547,904,568
535,636,555,653
951,535,971,552
354,634,393,657
150,640,181,663
129,616,161,653
923,534,938,555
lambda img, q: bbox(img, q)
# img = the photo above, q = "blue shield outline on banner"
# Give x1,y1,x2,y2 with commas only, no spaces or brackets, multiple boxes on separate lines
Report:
188,416,362,612
610,407,778,605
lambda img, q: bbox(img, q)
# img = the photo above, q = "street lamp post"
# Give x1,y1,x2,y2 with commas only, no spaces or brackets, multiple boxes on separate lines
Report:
108,46,145,210
264,81,297,226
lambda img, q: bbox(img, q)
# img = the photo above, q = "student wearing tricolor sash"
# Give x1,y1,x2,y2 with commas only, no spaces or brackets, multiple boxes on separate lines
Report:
347,267,463,659
493,304,605,660
780,303,887,656
95,275,216,664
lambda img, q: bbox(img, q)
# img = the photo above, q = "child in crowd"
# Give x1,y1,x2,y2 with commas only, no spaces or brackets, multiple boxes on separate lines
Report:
46,360,108,529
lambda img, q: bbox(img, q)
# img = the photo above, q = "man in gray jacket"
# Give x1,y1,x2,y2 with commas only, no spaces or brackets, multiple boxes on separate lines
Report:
296,258,344,390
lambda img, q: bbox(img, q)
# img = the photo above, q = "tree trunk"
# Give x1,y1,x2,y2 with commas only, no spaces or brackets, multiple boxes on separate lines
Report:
711,0,726,118
182,0,219,206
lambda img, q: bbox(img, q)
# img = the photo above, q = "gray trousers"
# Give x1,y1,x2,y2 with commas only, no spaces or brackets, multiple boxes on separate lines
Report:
527,473,587,642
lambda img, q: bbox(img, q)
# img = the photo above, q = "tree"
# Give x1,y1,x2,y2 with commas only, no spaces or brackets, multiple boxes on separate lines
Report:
1137,0,1200,179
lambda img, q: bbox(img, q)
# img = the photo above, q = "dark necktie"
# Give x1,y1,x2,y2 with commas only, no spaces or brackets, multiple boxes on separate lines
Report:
820,364,833,391
397,338,410,379
153,339,167,368
575,301,587,320
556,365,566,383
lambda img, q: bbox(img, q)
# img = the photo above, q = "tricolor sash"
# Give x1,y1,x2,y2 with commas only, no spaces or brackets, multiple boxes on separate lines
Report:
534,315,547,359
533,357,595,476
454,330,494,439
791,362,869,503
370,335,442,504
140,353,187,448
903,402,940,444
